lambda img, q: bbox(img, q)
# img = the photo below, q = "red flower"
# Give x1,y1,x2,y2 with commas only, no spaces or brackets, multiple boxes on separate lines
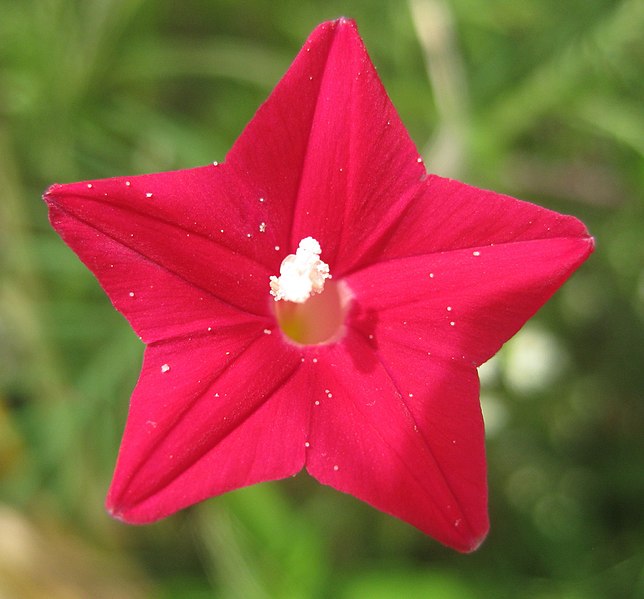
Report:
44,18,593,552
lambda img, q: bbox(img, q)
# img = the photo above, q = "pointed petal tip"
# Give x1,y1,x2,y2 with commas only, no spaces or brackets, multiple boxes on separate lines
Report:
437,509,489,553
313,16,358,37
334,16,357,27
105,484,151,525
105,495,152,526
575,233,595,265
105,496,128,523
105,505,127,524
436,508,489,553
458,525,489,553
106,506,153,526
42,183,62,203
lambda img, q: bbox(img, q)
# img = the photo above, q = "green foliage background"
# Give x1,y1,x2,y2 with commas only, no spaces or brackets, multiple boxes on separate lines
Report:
1,0,642,597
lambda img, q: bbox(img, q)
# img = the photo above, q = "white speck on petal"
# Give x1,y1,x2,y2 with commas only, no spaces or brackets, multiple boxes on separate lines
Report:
304,441,310,447
146,192,153,198
259,197,265,202
269,237,331,303
125,181,131,186
87,183,93,189
333,465,339,471
473,251,481,256
128,291,135,297
450,321,456,327
213,161,219,166
161,364,170,373
259,222,266,233
312,358,318,363
429,273,435,278
314,400,320,406
274,245,280,251
447,306,452,311
263,328,272,335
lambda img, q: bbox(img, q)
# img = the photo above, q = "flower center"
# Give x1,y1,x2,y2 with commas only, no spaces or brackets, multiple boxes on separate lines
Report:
270,237,347,345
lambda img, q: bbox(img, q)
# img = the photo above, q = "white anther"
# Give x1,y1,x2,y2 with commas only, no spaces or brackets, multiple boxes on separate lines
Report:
269,237,331,303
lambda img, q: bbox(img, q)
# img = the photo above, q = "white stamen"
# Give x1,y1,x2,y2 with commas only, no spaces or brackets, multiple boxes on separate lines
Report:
269,236,331,303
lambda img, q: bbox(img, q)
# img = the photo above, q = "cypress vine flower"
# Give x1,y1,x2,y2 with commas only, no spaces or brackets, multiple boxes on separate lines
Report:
44,18,593,552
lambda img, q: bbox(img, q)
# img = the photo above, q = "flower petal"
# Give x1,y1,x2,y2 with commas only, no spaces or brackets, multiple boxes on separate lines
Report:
373,174,593,261
226,18,425,271
107,329,307,522
305,332,487,552
319,220,592,550
44,169,280,342
346,233,594,366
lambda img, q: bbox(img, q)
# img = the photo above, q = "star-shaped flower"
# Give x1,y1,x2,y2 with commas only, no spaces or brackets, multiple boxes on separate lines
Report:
44,18,593,552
